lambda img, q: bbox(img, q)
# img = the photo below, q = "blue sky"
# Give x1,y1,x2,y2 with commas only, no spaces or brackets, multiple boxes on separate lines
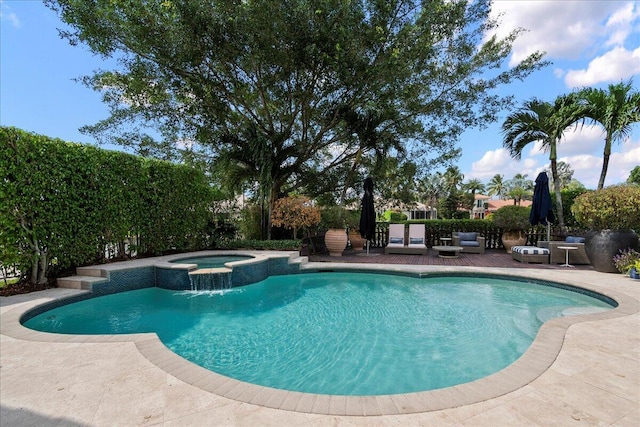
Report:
1,0,639,190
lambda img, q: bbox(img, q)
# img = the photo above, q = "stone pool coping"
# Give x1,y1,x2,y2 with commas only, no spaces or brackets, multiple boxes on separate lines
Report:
1,262,638,416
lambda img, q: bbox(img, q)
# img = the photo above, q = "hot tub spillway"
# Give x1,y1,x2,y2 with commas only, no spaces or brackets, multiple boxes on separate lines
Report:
188,267,232,291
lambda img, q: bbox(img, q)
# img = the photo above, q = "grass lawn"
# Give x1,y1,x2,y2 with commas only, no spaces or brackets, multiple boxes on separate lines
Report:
1,277,20,288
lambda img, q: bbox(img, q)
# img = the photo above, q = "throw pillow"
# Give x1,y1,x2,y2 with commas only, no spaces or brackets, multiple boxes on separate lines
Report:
458,232,477,241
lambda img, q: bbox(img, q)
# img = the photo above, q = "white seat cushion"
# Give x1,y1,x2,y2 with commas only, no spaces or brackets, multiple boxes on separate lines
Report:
512,246,549,255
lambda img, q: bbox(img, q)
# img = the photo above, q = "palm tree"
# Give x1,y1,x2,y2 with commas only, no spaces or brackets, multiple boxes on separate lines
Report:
486,174,505,199
442,166,464,193
501,95,586,231
463,178,485,196
418,173,446,218
578,80,640,190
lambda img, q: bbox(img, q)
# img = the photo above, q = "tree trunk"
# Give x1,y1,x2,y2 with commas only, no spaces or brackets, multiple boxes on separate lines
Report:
37,249,48,285
30,254,39,284
597,136,612,190
550,157,566,234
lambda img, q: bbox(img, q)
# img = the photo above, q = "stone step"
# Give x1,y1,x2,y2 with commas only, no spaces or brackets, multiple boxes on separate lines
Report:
57,275,108,290
75,267,108,278
290,256,308,265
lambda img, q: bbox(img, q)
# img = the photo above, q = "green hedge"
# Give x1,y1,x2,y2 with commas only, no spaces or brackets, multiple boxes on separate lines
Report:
0,127,213,283
220,239,302,251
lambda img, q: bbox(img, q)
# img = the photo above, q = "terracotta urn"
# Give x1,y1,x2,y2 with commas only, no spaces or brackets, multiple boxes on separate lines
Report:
349,230,365,252
325,228,348,256
501,230,526,254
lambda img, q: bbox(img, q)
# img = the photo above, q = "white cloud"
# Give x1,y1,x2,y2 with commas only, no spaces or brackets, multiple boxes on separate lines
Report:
565,46,640,87
470,135,639,189
557,137,639,188
607,138,640,182
487,1,640,88
558,124,604,156
605,2,640,46
470,148,541,181
0,2,20,28
488,1,624,67
560,153,603,188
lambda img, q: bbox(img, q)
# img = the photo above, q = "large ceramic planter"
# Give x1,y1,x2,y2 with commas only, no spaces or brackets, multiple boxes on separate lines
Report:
325,228,348,256
348,231,365,252
585,229,639,273
501,231,526,254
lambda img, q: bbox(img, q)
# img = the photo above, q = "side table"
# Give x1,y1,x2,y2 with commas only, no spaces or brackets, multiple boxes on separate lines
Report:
557,246,578,268
440,237,452,246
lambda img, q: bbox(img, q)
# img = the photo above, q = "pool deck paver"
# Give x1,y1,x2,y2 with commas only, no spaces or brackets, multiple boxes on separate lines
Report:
1,261,639,426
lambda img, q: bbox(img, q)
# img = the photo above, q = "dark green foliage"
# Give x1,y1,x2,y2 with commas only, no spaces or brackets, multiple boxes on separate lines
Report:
239,205,267,241
45,0,546,232
438,190,470,219
628,166,640,185
0,127,213,283
550,188,588,228
490,205,531,231
220,239,302,251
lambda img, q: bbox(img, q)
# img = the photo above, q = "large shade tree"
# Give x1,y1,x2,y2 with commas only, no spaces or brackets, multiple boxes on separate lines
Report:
502,96,586,230
577,80,640,190
46,0,545,236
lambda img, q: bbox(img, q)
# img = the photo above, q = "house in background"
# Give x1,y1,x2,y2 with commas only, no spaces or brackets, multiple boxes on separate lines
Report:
471,194,532,219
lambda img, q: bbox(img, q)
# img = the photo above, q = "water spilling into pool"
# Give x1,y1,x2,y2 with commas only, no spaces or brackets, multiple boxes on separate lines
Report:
189,270,232,291
23,272,613,395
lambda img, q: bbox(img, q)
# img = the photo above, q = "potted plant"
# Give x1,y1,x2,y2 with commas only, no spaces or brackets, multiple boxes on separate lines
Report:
631,260,640,280
490,205,531,253
346,210,365,252
572,185,640,273
321,206,348,256
612,248,640,276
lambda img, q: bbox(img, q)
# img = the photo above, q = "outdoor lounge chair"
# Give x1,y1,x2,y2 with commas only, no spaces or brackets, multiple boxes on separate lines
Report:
452,231,485,254
384,224,405,254
384,224,428,255
407,224,428,254
538,237,591,265
511,245,550,264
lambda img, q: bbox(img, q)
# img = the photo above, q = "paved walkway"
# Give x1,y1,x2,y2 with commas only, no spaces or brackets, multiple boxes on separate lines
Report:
1,259,638,426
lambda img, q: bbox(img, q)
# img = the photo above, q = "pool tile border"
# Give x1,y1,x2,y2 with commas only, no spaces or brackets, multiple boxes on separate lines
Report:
1,263,638,416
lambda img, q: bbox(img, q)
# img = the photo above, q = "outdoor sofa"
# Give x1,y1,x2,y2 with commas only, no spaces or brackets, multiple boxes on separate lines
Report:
537,237,591,265
452,231,485,254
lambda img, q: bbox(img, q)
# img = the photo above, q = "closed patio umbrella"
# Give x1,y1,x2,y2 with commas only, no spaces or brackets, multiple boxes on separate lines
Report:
530,172,555,241
359,176,376,254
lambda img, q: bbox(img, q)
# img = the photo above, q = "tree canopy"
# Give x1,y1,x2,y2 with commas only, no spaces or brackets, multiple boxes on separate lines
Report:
46,0,546,234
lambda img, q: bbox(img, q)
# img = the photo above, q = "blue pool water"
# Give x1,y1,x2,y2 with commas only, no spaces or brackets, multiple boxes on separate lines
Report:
169,255,253,268
23,272,613,395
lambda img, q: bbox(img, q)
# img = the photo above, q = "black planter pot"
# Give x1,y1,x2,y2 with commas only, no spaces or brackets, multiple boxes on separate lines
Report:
585,229,639,273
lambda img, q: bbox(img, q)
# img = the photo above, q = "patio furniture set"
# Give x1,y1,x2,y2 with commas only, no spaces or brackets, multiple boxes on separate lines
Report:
383,224,590,267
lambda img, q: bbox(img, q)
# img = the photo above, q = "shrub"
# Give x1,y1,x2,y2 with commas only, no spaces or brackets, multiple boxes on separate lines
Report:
221,239,302,250
321,206,348,229
572,185,640,230
490,205,531,231
271,195,321,238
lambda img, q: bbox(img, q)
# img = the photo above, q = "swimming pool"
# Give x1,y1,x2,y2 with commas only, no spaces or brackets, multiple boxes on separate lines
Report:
23,271,613,396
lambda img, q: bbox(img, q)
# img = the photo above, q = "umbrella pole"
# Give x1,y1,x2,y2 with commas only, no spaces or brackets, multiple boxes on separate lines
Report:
547,223,551,242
